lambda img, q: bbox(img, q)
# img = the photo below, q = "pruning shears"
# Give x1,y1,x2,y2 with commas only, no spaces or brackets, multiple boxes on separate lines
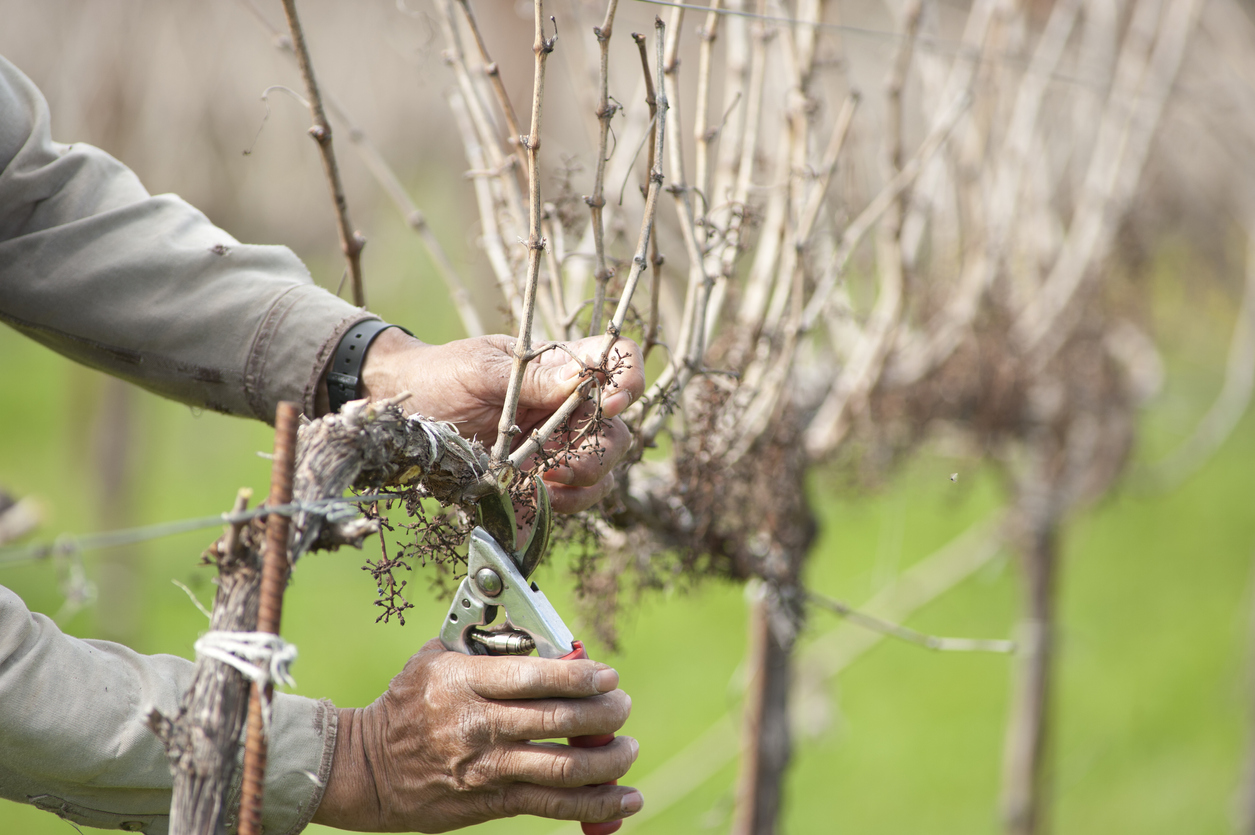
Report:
439,482,621,835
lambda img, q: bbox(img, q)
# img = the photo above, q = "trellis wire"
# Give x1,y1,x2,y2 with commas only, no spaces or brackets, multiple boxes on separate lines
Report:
0,493,404,566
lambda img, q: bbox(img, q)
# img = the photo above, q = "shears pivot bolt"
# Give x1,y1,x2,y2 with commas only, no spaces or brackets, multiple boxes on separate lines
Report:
475,568,504,597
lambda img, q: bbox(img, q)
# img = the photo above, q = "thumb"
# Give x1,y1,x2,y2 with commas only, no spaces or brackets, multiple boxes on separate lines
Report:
517,354,586,411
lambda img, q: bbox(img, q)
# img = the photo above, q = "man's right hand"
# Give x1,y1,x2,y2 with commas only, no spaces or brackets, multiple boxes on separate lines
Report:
311,640,642,833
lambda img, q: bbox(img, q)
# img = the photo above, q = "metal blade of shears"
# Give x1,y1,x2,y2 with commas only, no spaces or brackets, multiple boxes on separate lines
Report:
475,488,516,558
517,478,552,579
475,478,552,581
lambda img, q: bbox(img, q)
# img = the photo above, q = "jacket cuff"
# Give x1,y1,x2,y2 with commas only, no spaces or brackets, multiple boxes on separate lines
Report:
242,282,377,423
224,695,338,835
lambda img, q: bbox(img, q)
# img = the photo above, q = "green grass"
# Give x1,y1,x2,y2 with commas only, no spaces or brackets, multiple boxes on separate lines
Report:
2,245,1253,835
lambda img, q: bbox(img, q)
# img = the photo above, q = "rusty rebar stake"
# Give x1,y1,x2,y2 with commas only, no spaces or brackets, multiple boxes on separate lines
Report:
238,401,300,835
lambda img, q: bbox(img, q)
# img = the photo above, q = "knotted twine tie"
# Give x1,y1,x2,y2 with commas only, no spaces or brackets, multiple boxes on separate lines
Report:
193,631,298,738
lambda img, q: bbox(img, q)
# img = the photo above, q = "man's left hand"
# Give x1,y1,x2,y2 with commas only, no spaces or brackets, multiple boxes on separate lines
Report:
356,330,645,514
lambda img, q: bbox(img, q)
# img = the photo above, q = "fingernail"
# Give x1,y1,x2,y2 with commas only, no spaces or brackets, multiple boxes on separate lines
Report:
595,667,619,693
621,791,644,815
603,390,632,418
544,466,575,485
628,737,640,759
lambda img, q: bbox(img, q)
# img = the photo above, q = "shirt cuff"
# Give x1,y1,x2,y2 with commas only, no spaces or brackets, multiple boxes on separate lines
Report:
222,695,338,835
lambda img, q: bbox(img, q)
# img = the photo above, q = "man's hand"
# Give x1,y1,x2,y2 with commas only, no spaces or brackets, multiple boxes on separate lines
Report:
312,640,642,833
357,330,645,514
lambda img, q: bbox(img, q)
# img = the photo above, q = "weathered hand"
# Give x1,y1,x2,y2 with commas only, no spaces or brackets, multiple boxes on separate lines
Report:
312,640,642,833
356,330,645,514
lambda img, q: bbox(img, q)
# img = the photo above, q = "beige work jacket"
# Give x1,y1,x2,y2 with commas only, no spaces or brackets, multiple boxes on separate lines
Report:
0,55,373,833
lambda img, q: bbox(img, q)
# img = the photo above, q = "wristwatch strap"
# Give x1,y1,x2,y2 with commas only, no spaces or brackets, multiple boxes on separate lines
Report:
326,319,413,413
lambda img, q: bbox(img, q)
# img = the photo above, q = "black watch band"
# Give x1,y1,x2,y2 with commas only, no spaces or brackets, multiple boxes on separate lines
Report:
326,319,413,413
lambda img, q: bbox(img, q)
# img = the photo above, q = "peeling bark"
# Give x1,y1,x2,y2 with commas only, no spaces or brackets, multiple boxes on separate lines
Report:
149,511,265,835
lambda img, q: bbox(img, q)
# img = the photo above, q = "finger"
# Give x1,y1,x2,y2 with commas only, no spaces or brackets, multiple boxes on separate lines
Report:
597,340,644,418
518,346,591,412
490,691,631,741
518,337,645,414
546,473,615,515
501,783,644,823
499,736,639,787
460,653,620,700
594,415,633,470
543,417,631,488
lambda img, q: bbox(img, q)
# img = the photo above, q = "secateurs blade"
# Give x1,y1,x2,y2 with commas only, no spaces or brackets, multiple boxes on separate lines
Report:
439,480,578,659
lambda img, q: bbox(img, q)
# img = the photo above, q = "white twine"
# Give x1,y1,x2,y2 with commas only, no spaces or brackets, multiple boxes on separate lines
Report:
407,414,484,473
193,631,298,737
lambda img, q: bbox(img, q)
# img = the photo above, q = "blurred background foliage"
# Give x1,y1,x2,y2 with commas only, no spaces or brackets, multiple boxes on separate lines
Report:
1,1,1254,833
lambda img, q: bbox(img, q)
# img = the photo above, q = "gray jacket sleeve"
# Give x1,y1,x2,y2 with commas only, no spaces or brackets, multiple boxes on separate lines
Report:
0,56,357,832
0,586,337,835
0,54,375,421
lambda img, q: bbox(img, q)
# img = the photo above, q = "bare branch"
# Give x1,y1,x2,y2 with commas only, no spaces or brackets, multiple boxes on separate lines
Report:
661,5,718,376
795,92,860,251
238,0,480,335
490,0,558,465
800,0,922,452
802,92,969,457
1012,0,1204,361
278,0,367,307
504,17,670,474
434,0,529,323
456,0,529,176
885,0,1080,387
456,0,568,339
711,0,844,466
632,31,667,361
634,2,757,434
692,0,751,353
693,0,723,218
446,88,520,320
800,91,969,332
587,0,622,336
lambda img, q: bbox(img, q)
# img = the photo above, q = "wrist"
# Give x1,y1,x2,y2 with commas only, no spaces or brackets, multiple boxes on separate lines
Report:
312,707,385,831
359,326,428,406
324,320,419,414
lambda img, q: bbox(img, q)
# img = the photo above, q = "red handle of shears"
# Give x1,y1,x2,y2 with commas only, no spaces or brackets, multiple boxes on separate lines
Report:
559,640,621,835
